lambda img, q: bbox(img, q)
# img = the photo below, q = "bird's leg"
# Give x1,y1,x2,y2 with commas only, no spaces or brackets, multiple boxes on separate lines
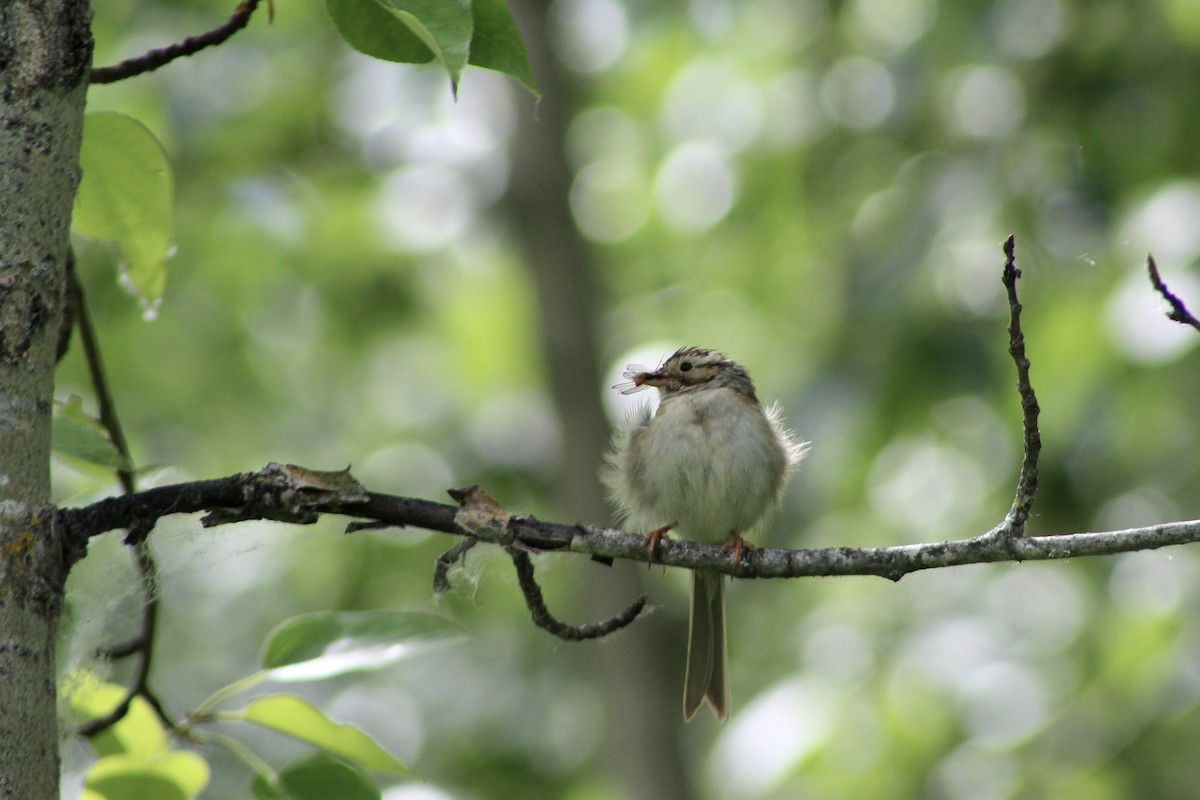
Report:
722,530,756,573
644,523,675,566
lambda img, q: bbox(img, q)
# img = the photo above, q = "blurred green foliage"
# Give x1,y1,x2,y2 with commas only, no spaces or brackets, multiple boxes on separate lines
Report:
59,0,1200,798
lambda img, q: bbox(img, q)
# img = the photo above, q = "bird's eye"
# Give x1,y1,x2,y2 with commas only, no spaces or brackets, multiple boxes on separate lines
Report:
680,362,693,372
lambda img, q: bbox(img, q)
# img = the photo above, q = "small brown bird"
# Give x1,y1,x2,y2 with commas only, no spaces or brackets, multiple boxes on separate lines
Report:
604,347,804,720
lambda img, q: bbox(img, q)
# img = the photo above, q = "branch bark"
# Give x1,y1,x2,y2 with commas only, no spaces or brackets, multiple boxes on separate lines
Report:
50,240,1200,619
57,463,1200,582
1000,235,1041,535
89,0,265,84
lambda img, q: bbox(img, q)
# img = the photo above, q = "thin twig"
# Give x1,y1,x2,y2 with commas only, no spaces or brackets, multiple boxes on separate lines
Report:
79,537,174,735
1147,255,1200,332
56,252,78,362
68,264,135,496
442,485,645,637
90,0,267,85
68,267,173,735
508,548,646,640
999,235,1041,536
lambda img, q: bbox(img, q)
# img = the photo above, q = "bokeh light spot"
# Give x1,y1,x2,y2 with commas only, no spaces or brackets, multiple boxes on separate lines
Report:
660,57,763,152
709,677,837,795
548,0,629,73
1104,267,1200,364
993,0,1069,58
849,0,937,55
868,437,985,535
942,65,1025,139
653,140,737,232
569,159,652,242
375,164,476,251
1118,181,1200,263
821,57,896,129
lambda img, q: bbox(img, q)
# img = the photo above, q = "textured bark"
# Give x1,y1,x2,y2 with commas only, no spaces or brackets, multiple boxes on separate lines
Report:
0,1,93,796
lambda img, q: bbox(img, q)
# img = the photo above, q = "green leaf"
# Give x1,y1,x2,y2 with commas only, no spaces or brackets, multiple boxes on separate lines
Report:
261,610,466,680
253,755,380,800
250,775,286,800
326,0,535,94
326,0,433,64
63,670,168,759
85,770,187,800
85,753,210,800
239,694,409,774
52,396,132,471
327,0,472,91
73,111,174,310
469,0,536,94
375,0,473,92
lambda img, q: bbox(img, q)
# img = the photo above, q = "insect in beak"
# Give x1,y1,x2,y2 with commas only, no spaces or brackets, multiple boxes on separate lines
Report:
614,364,654,395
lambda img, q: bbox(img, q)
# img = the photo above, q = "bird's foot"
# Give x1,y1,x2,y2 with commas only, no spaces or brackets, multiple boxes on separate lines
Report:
644,524,675,569
722,531,756,573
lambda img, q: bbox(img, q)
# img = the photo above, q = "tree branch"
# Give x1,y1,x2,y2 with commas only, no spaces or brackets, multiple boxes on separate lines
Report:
53,238,1200,647
999,234,1042,536
508,548,646,640
55,462,1200,583
1146,254,1200,332
90,0,267,85
68,266,175,735
67,258,136,498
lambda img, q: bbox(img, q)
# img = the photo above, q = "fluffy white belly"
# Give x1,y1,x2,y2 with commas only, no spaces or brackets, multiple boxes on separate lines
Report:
627,387,786,543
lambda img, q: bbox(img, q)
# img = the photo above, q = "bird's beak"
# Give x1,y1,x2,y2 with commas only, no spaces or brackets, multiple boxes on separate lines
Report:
632,370,665,387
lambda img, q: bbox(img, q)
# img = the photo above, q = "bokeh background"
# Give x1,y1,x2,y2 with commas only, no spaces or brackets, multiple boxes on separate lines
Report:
58,0,1200,797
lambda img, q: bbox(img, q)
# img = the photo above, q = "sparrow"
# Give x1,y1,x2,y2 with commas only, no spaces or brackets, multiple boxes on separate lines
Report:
604,346,804,721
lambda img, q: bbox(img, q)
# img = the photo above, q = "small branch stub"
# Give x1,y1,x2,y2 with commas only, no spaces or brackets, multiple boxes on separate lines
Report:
449,485,513,545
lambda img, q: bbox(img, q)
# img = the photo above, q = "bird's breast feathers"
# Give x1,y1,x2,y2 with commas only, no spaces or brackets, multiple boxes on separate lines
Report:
625,387,788,541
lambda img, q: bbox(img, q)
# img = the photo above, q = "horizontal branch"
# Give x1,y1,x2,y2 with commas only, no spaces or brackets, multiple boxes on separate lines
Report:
56,463,1200,583
52,244,1196,652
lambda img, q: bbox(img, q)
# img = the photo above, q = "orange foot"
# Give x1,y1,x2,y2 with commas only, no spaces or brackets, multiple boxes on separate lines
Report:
644,524,675,568
722,531,756,571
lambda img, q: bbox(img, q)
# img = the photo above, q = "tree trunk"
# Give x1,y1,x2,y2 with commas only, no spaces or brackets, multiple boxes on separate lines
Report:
0,2,93,796
504,2,694,797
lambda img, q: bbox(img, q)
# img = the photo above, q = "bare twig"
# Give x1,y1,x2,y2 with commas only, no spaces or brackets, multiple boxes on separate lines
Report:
90,0,267,85
999,235,1041,536
68,264,135,497
508,548,646,640
80,535,174,736
442,484,641,638
1147,255,1200,332
67,269,173,735
56,251,78,363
